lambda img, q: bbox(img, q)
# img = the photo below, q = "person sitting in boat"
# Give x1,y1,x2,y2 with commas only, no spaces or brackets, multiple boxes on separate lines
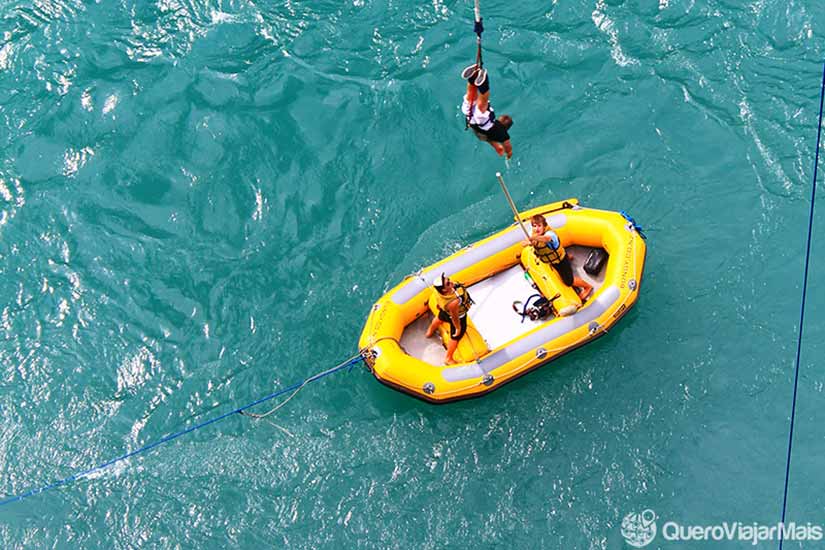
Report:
526,214,593,301
425,273,474,365
461,66,513,159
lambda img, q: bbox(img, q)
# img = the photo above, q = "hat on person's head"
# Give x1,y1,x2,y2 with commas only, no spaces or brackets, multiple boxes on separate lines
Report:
433,272,448,292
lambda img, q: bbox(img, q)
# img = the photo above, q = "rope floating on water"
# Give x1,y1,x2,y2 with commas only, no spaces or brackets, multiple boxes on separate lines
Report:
0,353,365,508
778,59,825,549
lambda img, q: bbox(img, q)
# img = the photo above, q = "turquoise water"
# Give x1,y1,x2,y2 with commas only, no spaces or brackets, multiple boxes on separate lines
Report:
1,0,824,548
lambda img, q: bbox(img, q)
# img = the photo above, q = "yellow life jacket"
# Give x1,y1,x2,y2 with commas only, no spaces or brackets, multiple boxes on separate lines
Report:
434,284,473,318
534,239,565,265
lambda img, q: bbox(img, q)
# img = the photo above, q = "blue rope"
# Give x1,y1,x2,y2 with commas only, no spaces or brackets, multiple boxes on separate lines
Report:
778,60,825,549
0,354,364,508
619,210,647,239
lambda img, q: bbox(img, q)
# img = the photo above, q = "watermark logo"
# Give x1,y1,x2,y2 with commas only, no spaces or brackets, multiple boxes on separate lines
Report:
621,509,658,548
619,509,825,546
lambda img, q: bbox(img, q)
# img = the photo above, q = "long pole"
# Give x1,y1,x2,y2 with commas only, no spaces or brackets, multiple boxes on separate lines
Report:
474,0,480,23
496,172,531,240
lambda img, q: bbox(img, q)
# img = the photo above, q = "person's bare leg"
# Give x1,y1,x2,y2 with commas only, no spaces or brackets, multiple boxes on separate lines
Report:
475,90,490,112
466,82,478,103
503,139,513,159
574,277,593,301
426,318,442,338
445,339,459,365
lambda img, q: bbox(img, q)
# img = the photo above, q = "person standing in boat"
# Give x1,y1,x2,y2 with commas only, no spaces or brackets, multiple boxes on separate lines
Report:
526,214,593,301
425,273,474,365
461,66,513,159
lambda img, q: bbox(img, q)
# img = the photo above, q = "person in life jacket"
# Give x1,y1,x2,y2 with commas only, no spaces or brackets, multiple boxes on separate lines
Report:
425,273,474,365
460,66,513,159
526,214,593,301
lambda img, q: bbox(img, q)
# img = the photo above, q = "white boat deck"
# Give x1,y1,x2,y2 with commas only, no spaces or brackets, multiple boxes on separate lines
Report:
399,246,607,365
467,264,544,349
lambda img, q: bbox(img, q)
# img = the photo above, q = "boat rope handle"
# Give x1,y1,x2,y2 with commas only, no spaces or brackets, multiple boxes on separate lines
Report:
0,352,367,508
620,210,647,239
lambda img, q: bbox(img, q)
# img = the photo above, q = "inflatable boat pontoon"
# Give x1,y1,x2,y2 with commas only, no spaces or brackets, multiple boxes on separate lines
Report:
359,199,647,403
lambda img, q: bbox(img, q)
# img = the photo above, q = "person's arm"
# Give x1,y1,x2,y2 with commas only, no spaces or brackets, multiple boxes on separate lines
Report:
447,301,462,336
530,230,555,246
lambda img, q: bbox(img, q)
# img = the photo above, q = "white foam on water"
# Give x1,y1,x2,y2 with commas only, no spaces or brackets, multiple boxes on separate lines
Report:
78,459,129,481
749,0,766,16
81,88,93,111
739,98,792,191
210,10,235,24
117,346,157,393
252,187,264,221
0,177,25,230
55,298,70,326
129,417,147,445
592,0,639,67
0,179,12,202
0,43,12,70
431,0,449,17
63,147,94,177
56,67,74,95
102,94,118,114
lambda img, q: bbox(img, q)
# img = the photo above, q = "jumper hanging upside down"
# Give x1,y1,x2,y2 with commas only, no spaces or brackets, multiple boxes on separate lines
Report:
461,66,513,159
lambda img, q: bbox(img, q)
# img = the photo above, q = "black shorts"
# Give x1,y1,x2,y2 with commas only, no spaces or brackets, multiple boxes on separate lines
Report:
485,120,510,143
438,310,468,340
554,257,575,287
470,121,510,144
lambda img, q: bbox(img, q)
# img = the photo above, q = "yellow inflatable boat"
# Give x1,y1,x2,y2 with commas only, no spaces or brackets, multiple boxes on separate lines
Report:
358,199,647,403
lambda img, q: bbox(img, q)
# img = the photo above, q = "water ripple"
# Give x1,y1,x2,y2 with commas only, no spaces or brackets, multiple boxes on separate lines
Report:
0,0,822,548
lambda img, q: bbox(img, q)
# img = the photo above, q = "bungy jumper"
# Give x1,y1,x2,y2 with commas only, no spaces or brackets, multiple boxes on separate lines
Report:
358,181,648,403
459,1,514,159
462,0,487,130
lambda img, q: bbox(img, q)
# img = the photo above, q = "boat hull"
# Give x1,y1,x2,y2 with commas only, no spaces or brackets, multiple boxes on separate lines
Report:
358,199,647,403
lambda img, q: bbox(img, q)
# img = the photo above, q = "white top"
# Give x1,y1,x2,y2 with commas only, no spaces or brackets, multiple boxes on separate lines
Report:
461,95,495,130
